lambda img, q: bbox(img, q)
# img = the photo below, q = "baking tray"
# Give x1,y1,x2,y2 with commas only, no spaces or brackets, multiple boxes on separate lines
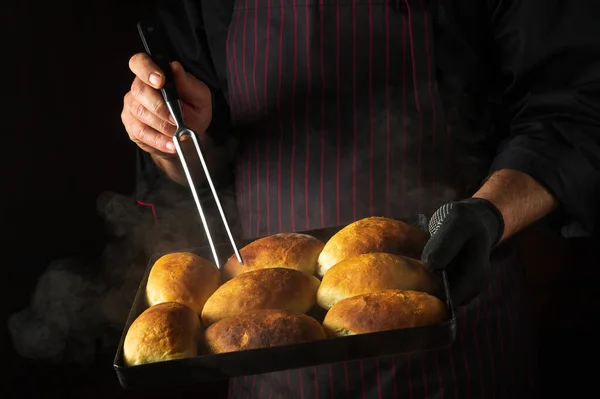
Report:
113,225,457,391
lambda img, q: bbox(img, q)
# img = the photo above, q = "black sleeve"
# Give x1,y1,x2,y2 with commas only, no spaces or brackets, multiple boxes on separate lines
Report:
487,0,600,237
135,0,236,208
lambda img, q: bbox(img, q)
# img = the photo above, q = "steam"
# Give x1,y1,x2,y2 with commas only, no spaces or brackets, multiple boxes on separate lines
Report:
6,122,454,366
7,186,239,365
7,193,143,364
9,259,106,364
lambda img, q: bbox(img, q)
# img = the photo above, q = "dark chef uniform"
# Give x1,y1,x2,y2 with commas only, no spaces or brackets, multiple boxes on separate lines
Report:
135,0,600,398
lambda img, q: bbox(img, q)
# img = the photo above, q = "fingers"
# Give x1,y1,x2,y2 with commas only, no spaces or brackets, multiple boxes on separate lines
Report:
123,53,186,155
127,93,177,137
123,55,213,156
122,92,175,154
128,53,175,127
130,77,174,122
129,55,212,116
129,53,164,89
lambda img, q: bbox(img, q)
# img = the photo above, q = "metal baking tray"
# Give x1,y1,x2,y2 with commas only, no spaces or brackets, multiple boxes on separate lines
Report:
113,225,457,391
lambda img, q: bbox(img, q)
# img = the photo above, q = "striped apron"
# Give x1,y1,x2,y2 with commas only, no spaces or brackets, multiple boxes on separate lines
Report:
140,0,538,397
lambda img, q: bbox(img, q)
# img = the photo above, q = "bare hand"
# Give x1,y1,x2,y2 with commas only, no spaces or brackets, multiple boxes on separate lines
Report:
121,53,213,156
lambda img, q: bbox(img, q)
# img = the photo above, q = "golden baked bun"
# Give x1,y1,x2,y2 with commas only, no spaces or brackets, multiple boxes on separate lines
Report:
201,268,320,326
204,309,327,354
323,290,448,337
222,233,325,280
123,302,202,366
317,253,440,310
146,252,220,315
317,217,429,276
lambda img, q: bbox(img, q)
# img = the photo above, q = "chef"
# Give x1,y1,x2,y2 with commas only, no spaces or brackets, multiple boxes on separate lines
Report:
121,0,600,397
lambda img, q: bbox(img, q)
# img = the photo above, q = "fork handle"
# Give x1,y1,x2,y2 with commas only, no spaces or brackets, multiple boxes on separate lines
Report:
137,20,179,104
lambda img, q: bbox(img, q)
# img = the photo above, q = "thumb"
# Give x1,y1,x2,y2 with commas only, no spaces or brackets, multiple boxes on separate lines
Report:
421,212,469,271
171,61,212,110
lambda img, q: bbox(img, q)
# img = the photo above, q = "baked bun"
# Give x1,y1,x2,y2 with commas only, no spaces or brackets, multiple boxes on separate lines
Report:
204,309,327,354
146,252,220,315
201,268,320,326
222,233,325,280
123,302,202,366
317,253,440,310
323,290,448,337
317,217,429,276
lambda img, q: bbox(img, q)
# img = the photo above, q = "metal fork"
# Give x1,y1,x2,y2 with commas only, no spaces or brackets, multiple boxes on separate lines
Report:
137,20,243,267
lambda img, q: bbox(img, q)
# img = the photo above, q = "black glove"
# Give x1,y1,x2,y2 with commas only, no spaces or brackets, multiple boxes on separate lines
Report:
421,198,505,306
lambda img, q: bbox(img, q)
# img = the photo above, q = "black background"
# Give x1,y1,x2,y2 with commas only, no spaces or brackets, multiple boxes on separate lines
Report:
3,1,598,398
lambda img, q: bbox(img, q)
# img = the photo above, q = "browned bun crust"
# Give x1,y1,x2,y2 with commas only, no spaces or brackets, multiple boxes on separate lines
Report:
201,268,321,326
123,302,202,366
222,233,325,280
322,290,448,337
317,217,429,277
146,252,221,315
204,309,327,354
317,253,440,310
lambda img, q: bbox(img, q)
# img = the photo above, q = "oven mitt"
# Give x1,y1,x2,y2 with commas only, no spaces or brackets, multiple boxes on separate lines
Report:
421,198,505,306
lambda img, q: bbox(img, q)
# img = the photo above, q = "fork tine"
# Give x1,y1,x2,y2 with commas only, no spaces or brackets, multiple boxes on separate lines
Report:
188,132,244,264
173,131,221,268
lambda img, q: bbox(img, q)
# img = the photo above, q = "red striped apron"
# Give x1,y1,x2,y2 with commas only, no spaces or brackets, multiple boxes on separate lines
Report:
223,0,537,397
